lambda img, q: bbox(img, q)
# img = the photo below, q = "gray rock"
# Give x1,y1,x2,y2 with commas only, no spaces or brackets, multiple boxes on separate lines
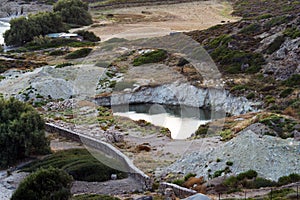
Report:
293,130,300,141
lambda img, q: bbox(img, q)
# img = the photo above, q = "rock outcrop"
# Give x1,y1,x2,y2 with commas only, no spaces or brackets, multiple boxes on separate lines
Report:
95,82,258,115
165,128,300,181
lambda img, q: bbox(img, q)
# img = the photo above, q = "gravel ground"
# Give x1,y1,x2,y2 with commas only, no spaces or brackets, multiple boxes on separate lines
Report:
165,126,300,181
71,177,144,195
0,171,29,200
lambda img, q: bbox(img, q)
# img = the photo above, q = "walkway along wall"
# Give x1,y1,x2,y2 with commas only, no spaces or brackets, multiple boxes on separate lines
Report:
45,122,152,190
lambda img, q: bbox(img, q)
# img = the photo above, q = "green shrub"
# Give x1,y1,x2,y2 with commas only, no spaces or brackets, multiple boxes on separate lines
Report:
172,179,185,186
283,74,300,87
206,35,265,74
53,0,93,26
265,95,276,104
11,167,73,200
24,37,90,51
72,194,120,200
223,176,239,188
284,27,300,39
4,12,67,46
22,149,128,182
195,125,208,137
226,161,233,166
65,48,92,59
184,173,197,181
237,170,258,180
55,63,74,68
133,49,168,66
278,173,300,186
246,92,255,99
266,35,285,54
230,85,248,92
267,188,296,199
75,30,100,42
49,49,66,56
256,14,273,20
219,129,234,141
240,23,261,34
265,16,292,29
0,98,50,169
247,177,277,188
279,88,293,98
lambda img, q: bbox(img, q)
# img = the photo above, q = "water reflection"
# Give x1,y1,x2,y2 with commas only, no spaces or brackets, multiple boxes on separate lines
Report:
113,104,220,139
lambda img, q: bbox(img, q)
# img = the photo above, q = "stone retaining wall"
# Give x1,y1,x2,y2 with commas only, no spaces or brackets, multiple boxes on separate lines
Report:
45,123,152,190
159,182,197,198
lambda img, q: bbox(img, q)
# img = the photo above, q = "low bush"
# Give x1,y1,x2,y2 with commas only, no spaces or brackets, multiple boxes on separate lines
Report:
279,88,293,98
284,27,300,39
55,63,74,68
240,23,261,34
49,49,67,56
206,35,265,74
21,149,128,182
75,30,101,42
172,179,185,186
72,194,120,200
133,49,168,66
265,15,292,29
65,48,92,59
283,74,300,87
195,125,209,137
277,173,300,186
236,170,258,180
219,129,234,141
11,167,73,200
246,92,255,99
268,188,296,199
265,35,285,54
184,173,197,181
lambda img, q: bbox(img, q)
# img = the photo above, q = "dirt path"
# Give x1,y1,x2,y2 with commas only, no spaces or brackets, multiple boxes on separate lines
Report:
88,0,240,41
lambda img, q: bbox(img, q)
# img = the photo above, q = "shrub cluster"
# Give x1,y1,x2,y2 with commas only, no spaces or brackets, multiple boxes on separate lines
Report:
22,148,128,182
0,98,50,168
65,48,92,59
11,167,73,200
75,30,101,42
133,49,168,66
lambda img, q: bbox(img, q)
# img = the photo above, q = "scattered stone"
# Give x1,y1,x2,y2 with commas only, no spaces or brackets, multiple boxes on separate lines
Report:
164,188,176,200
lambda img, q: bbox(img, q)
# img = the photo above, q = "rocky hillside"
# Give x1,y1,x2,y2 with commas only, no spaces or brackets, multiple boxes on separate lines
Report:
186,0,300,119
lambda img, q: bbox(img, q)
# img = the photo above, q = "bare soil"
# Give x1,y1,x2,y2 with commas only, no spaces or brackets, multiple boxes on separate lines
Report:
88,1,240,41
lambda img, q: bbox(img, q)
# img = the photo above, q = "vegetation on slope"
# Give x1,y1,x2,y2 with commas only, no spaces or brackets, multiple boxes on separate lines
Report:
22,148,128,182
186,0,300,119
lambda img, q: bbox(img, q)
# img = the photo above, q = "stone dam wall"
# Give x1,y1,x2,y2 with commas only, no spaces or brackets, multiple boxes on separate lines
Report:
45,123,152,190
159,182,197,198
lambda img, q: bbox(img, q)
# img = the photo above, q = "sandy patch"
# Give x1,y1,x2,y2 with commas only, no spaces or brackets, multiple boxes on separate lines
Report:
88,0,240,41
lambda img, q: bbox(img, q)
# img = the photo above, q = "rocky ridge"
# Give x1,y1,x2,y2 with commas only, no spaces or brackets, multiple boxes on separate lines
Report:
165,125,300,181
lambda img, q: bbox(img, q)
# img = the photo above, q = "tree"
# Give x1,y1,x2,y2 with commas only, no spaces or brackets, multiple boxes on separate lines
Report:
11,167,73,200
53,0,93,26
4,12,67,46
0,98,50,168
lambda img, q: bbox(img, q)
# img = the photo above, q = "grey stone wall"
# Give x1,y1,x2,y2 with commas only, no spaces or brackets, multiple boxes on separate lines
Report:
159,182,197,199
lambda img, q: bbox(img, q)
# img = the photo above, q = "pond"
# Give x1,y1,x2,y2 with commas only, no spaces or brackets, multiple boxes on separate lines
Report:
113,104,224,139
0,20,10,45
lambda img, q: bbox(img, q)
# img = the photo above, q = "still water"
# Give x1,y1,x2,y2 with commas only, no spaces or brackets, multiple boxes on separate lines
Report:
113,104,221,139
0,20,10,45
